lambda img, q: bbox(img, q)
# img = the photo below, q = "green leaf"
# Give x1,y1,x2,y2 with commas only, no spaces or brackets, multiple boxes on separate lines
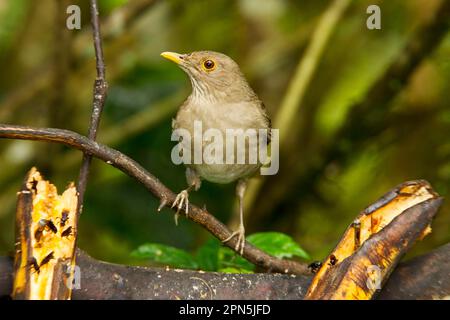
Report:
195,238,220,271
218,246,254,271
131,243,198,269
247,232,310,260
218,267,253,274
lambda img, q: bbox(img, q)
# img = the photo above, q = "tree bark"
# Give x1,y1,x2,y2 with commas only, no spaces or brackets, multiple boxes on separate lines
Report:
1,244,449,300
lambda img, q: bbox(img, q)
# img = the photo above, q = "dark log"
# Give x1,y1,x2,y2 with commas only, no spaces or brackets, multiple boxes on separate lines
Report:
379,243,450,300
0,257,13,300
1,244,449,300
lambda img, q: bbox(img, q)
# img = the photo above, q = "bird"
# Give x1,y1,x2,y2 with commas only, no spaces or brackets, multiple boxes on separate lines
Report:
161,51,271,255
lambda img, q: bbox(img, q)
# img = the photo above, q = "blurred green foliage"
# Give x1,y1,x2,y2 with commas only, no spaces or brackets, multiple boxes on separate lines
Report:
132,232,309,272
0,0,449,269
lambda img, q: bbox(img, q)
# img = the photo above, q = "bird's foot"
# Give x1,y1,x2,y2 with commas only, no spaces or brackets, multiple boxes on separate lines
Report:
222,225,245,255
171,189,189,225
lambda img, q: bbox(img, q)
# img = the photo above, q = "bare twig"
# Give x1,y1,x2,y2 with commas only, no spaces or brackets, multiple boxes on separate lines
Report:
90,0,106,81
76,0,108,219
65,1,108,296
0,124,309,275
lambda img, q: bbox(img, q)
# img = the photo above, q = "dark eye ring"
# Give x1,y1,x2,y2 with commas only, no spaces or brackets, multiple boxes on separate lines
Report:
203,59,215,70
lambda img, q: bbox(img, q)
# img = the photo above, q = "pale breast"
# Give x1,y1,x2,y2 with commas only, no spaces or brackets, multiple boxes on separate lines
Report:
173,100,270,183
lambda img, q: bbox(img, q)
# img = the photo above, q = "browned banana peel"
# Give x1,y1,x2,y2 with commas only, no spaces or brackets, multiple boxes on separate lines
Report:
12,168,78,300
305,180,443,300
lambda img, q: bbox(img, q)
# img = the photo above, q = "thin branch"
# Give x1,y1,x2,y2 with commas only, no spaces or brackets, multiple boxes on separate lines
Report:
0,124,309,275
90,0,106,80
76,0,108,219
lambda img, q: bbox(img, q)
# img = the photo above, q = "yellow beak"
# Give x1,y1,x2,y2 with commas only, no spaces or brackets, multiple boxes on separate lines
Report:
160,51,183,64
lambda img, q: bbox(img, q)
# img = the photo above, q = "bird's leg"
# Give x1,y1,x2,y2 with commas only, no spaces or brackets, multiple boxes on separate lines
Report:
223,179,247,255
172,168,201,225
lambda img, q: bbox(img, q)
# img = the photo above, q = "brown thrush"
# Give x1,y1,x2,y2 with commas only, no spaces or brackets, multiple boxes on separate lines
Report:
161,51,271,254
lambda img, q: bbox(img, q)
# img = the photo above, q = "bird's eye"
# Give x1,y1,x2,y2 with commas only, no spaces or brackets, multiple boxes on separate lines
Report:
202,59,216,71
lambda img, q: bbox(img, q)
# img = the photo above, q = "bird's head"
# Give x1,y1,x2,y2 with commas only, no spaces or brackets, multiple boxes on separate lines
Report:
161,51,254,102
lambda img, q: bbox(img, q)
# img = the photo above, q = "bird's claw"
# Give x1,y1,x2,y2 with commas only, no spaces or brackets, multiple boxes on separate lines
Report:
171,189,189,225
222,225,245,255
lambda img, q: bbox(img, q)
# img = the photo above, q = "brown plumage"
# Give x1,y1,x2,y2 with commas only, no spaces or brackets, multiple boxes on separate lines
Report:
161,51,271,254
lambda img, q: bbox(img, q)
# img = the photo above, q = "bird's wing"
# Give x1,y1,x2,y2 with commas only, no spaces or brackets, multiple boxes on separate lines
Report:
259,101,272,144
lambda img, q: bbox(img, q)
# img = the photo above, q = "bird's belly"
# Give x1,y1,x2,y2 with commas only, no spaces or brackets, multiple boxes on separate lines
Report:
191,163,260,184
174,101,270,183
